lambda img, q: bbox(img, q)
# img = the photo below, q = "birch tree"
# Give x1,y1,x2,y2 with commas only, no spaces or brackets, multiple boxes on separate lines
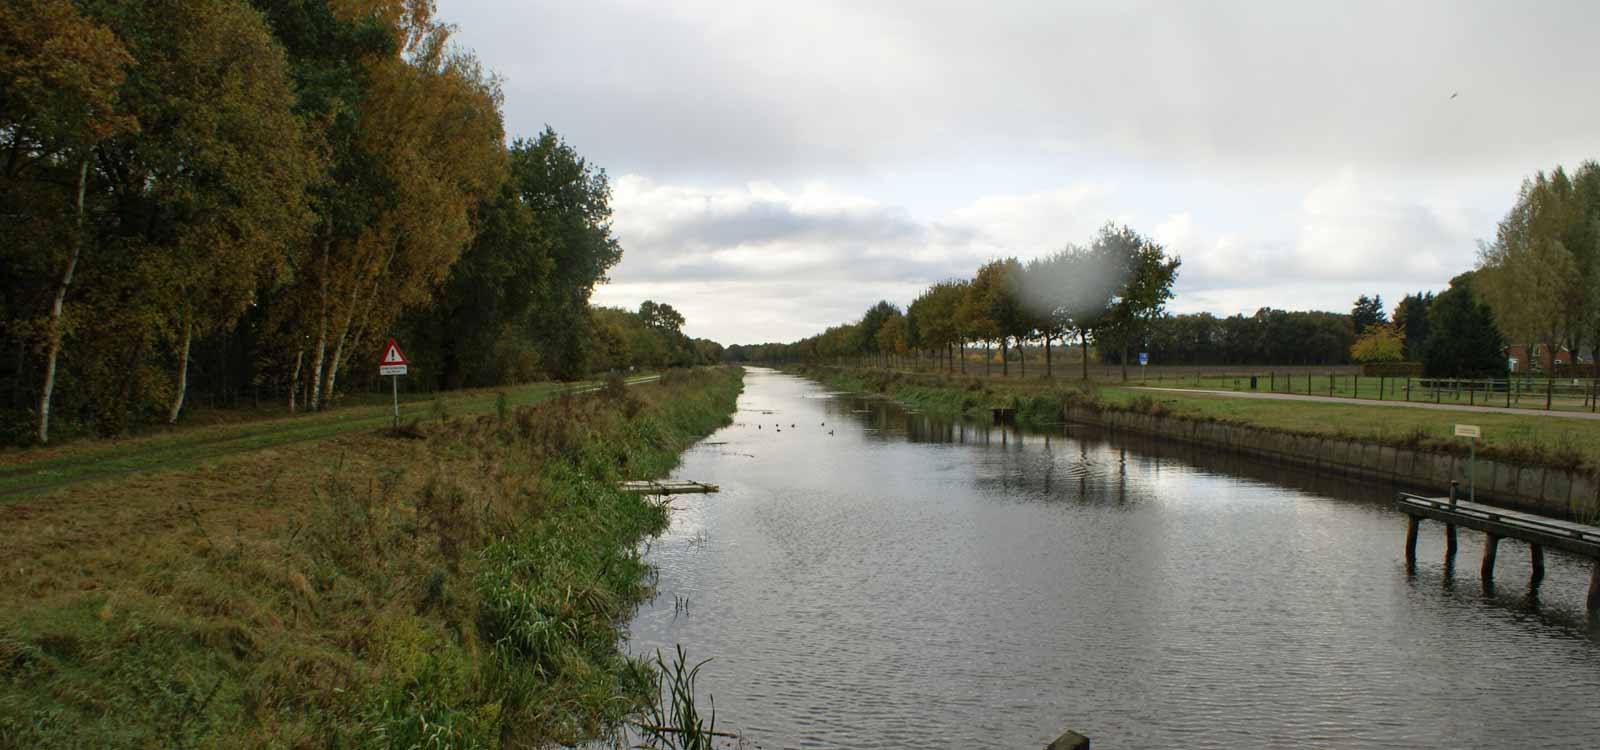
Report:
0,0,135,442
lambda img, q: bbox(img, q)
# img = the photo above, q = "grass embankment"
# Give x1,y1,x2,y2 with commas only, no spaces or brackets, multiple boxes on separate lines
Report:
800,365,1600,471
0,367,741,748
0,376,659,500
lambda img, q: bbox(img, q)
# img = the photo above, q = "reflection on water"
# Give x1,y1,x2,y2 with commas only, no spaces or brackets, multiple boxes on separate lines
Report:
627,368,1600,749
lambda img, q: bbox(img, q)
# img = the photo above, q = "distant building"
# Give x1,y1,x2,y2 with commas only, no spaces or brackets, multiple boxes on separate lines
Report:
1505,344,1578,374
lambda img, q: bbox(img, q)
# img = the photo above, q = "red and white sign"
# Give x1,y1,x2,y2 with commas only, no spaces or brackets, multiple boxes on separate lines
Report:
379,338,409,376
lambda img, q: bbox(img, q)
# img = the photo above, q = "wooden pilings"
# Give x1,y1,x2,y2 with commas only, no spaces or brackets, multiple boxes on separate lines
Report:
1046,730,1090,750
1404,515,1422,570
1396,493,1600,618
1590,562,1600,615
1530,544,1545,590
1481,533,1502,592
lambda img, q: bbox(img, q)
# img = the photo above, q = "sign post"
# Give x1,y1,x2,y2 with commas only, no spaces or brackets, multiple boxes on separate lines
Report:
1454,423,1481,504
379,338,410,429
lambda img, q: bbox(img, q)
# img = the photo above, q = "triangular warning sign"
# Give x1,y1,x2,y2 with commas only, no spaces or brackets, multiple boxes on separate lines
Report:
381,338,409,365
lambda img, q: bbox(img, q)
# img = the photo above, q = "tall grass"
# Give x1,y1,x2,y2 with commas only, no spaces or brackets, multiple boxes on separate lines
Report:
635,645,734,750
0,367,745,748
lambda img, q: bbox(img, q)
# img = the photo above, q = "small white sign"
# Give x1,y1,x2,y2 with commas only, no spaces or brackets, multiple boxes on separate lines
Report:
380,364,408,376
1454,424,1481,439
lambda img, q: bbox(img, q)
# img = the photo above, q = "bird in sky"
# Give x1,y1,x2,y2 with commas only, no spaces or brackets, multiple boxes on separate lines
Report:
1450,91,1459,100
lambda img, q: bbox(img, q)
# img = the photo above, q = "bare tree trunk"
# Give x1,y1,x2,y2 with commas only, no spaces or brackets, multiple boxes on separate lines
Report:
167,317,192,423
1001,338,1009,377
1546,339,1555,410
1045,335,1052,377
1020,338,1027,377
319,282,361,406
1121,340,1129,382
960,340,966,373
1079,329,1089,380
308,249,330,410
37,158,88,444
288,348,304,413
985,340,991,376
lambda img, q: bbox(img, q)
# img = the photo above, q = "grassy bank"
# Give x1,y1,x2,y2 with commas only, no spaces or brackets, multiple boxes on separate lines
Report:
0,376,665,501
0,367,742,748
799,365,1600,471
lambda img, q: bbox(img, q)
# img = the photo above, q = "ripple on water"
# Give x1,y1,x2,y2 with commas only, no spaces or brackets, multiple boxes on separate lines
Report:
628,368,1600,750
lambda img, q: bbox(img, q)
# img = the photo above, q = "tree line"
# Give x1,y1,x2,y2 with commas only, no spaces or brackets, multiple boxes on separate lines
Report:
1475,162,1600,380
728,223,1182,379
731,220,1527,380
1,0,708,444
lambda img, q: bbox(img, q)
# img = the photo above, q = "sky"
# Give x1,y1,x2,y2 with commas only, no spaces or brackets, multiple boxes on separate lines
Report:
438,0,1600,345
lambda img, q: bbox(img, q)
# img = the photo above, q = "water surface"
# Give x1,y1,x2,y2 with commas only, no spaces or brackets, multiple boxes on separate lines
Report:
628,368,1600,749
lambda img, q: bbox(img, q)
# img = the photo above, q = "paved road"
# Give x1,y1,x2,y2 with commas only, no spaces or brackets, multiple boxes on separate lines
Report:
1130,386,1600,421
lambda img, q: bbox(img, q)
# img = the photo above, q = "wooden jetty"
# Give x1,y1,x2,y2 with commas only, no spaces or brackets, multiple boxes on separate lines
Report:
617,479,719,495
1395,488,1600,614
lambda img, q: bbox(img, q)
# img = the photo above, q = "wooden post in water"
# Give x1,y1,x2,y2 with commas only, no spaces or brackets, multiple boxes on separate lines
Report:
1482,533,1503,592
1530,544,1545,591
1589,562,1600,617
1445,481,1459,566
1404,515,1422,571
1047,730,1090,750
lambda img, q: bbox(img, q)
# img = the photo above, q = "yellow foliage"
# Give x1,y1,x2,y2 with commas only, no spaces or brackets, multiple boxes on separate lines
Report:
1351,323,1406,363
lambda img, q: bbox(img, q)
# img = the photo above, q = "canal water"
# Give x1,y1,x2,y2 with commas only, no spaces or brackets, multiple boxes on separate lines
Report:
626,367,1600,749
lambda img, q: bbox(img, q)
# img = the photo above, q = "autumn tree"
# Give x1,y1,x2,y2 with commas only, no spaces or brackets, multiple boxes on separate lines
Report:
908,281,963,371
640,300,686,334
279,0,506,409
958,267,1002,375
876,312,908,365
517,129,624,379
1477,167,1584,406
400,178,550,390
1349,324,1405,363
0,0,135,442
1095,224,1181,381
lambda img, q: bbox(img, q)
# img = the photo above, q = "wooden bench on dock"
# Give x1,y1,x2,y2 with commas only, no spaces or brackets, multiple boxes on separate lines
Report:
1395,490,1600,615
617,479,720,495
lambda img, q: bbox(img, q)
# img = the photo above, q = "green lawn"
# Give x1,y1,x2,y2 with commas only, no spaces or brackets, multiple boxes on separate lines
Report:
1099,385,1600,467
1136,372,1598,412
0,375,657,499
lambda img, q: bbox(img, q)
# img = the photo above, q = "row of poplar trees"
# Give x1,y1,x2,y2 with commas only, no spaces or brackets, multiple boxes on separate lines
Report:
2,0,631,443
732,223,1181,381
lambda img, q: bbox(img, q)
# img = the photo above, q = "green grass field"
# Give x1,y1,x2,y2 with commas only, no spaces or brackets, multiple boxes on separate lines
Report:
803,365,1600,469
1095,385,1600,467
1134,371,1599,413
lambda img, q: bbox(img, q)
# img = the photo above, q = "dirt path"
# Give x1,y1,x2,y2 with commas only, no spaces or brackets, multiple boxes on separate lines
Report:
1131,386,1600,420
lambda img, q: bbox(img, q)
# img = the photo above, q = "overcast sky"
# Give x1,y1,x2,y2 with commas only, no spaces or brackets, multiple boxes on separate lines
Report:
439,0,1600,345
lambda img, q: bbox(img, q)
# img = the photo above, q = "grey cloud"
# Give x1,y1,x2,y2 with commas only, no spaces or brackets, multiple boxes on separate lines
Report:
642,200,928,251
446,0,1600,180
